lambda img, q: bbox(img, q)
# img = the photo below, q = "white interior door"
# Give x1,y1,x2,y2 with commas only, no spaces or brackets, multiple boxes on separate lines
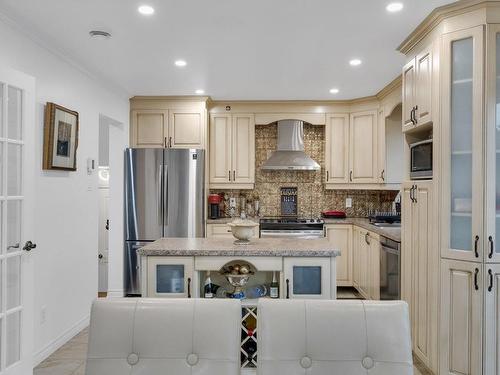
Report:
0,67,35,375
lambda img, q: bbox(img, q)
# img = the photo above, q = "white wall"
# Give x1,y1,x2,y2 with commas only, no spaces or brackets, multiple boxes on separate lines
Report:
0,17,129,364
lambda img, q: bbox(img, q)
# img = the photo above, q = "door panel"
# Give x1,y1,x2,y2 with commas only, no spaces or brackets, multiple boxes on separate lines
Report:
232,114,255,184
325,225,352,286
415,47,433,126
349,111,378,183
402,59,416,131
440,259,482,375
209,114,232,184
0,67,35,375
485,264,500,375
168,110,204,148
283,258,331,299
325,114,349,183
124,148,164,241
131,110,168,148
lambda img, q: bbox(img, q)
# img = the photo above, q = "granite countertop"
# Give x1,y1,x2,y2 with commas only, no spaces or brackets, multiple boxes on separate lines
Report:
138,237,341,257
323,218,401,242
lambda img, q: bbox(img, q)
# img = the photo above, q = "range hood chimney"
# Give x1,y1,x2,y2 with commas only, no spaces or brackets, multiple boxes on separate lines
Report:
261,120,320,171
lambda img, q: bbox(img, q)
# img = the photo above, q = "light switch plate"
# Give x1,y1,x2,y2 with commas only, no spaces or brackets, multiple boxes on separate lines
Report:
229,197,236,208
346,198,352,208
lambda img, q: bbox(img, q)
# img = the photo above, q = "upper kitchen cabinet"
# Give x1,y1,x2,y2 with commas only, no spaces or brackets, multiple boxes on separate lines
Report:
325,110,380,188
209,113,255,189
129,97,208,149
402,45,433,132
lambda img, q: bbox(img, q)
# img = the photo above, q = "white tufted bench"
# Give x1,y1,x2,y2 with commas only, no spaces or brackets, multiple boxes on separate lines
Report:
257,299,413,375
85,298,241,375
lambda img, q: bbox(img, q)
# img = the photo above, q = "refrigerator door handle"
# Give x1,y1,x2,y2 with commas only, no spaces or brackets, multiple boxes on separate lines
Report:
157,163,162,224
164,164,168,227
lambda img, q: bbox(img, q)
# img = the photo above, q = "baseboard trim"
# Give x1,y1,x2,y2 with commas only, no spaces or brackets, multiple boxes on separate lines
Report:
33,314,90,368
106,289,125,298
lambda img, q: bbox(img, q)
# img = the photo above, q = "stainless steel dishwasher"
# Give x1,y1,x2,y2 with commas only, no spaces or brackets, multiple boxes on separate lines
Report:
379,236,401,300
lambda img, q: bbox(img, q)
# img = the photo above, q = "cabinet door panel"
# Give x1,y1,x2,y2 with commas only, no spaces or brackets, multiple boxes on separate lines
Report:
415,47,433,126
440,259,482,375
369,234,380,300
147,257,194,298
325,114,350,183
232,114,255,184
283,258,331,299
441,27,484,262
352,228,361,289
209,114,232,184
325,225,352,286
169,110,204,148
485,264,500,375
402,59,416,131
131,110,168,148
401,183,414,305
349,110,378,183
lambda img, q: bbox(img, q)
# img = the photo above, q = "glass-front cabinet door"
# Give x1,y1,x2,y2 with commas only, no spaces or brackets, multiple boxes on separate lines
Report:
485,25,500,263
147,257,194,298
441,26,484,262
283,258,331,299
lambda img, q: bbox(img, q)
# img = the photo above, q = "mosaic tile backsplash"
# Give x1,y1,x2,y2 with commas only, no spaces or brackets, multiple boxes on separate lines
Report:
210,123,398,218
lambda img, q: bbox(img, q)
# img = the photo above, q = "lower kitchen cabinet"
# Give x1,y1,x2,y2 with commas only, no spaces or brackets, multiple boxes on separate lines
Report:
325,224,352,286
206,223,259,239
440,259,483,375
147,256,194,298
352,227,380,300
484,264,500,375
283,257,333,299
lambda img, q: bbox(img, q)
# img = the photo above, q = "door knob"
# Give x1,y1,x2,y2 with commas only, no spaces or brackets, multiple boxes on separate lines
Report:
23,241,37,252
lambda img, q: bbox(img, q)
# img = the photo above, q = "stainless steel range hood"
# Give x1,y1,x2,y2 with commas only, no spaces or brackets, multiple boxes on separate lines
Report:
261,120,320,171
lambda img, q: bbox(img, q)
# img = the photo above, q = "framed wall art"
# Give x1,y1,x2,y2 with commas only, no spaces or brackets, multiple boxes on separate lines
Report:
43,102,79,171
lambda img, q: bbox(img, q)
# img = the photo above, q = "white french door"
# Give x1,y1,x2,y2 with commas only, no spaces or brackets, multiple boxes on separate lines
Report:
0,67,35,375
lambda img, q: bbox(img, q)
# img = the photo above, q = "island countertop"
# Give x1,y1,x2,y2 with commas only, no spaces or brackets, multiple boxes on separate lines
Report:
138,237,341,257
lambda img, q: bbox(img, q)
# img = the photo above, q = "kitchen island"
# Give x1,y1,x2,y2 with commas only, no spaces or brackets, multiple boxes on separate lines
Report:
138,237,340,300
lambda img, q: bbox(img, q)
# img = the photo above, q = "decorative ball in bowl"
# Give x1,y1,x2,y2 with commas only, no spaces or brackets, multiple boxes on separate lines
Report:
228,220,259,244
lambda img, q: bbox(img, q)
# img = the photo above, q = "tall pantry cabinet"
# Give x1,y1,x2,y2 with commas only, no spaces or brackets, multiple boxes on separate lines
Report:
400,3,500,374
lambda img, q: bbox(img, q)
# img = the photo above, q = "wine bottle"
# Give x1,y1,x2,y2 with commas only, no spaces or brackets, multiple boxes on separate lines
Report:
204,271,214,298
270,271,279,298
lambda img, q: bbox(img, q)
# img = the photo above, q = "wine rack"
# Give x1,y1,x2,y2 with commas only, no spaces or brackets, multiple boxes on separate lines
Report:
241,306,258,368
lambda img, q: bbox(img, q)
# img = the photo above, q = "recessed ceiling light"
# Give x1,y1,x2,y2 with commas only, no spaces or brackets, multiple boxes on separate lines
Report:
175,60,187,67
89,30,112,40
329,88,339,94
195,89,205,94
349,59,362,66
386,2,404,12
138,5,155,15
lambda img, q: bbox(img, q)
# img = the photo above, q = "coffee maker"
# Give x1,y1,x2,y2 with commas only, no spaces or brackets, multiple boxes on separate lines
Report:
208,194,222,219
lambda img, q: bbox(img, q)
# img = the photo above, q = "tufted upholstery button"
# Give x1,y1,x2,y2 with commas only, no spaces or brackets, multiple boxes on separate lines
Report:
362,356,374,369
186,353,199,366
127,353,139,366
300,356,312,369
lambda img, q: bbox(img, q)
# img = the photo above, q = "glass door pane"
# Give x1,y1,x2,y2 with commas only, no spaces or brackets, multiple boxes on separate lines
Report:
450,37,474,251
156,265,185,293
292,266,322,295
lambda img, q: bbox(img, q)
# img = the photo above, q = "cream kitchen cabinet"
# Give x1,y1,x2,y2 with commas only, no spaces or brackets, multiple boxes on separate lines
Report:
130,108,206,149
440,259,483,375
401,181,438,372
283,257,334,299
147,256,195,298
484,264,500,375
352,227,379,300
209,113,255,189
402,45,433,132
325,224,352,286
325,110,378,187
206,223,259,239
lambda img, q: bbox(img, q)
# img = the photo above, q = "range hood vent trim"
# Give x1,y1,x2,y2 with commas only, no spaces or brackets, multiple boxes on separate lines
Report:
260,120,321,171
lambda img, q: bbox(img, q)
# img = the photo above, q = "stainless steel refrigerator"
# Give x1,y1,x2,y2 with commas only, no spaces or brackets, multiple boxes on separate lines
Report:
124,148,205,295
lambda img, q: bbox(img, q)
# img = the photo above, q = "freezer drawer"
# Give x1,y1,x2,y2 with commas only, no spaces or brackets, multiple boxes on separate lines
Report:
125,241,149,296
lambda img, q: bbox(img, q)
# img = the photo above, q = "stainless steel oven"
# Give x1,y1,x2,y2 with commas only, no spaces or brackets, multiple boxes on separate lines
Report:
410,139,432,180
379,236,401,300
259,218,324,239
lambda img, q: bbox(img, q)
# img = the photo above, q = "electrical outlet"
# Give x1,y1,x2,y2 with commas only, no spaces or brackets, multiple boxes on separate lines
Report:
229,197,236,208
346,198,352,208
40,306,47,325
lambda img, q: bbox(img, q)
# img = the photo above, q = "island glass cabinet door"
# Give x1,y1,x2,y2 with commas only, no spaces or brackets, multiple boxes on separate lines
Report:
283,258,331,299
441,26,485,262
147,257,194,298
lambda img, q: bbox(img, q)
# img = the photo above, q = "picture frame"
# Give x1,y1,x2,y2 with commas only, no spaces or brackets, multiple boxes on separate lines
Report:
43,102,79,171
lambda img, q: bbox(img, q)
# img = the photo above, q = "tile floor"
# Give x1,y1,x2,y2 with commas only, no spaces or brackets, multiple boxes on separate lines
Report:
34,325,431,375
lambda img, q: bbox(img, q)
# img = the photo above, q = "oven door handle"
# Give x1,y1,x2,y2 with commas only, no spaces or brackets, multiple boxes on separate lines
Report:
380,245,400,256
260,230,324,238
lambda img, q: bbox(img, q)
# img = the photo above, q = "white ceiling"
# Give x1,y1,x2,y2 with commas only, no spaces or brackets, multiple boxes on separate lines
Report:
0,0,453,100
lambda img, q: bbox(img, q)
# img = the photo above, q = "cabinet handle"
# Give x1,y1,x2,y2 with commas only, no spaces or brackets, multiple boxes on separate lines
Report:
187,277,192,298
350,171,353,182
410,186,415,203
164,137,167,148
326,171,329,181
410,108,415,125
489,236,494,259
474,235,479,258
365,232,370,245
488,269,494,292
233,170,235,181
286,279,290,299
169,137,172,148
413,185,418,203
228,170,231,181
474,268,479,291
380,169,385,181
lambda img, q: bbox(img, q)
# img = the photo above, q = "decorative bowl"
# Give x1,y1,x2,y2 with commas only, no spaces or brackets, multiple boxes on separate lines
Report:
228,220,259,244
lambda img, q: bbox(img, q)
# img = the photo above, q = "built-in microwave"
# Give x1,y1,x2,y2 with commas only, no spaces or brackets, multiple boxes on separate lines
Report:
410,139,432,179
